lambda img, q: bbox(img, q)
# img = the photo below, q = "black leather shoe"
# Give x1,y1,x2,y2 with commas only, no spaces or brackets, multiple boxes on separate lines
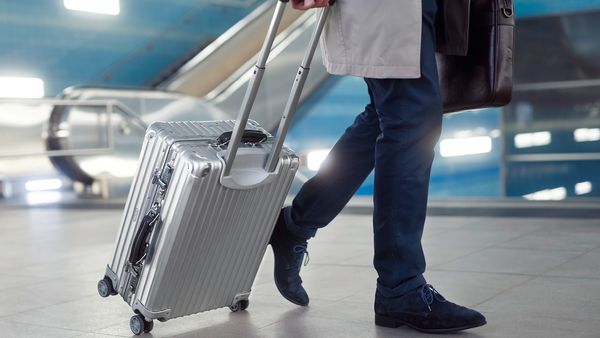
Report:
269,211,310,306
375,284,487,333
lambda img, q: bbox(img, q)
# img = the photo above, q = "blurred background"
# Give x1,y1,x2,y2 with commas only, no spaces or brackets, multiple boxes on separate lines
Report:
0,0,599,206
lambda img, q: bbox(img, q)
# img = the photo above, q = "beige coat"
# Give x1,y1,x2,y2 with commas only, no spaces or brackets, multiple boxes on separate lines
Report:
320,0,422,79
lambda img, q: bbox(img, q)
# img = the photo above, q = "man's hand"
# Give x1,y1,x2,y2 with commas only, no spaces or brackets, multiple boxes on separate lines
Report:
291,0,330,10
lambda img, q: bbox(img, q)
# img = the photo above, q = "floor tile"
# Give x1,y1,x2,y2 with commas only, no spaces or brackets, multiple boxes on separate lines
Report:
0,320,83,338
73,334,128,338
478,276,600,320
0,287,68,318
458,217,551,233
422,229,527,251
437,247,583,276
477,310,600,338
544,248,600,278
0,273,51,291
425,216,490,230
424,245,489,268
497,229,600,252
257,311,412,338
3,295,132,332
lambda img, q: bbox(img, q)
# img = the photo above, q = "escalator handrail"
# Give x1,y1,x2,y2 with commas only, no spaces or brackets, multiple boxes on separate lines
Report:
163,1,275,82
205,11,317,103
161,0,303,97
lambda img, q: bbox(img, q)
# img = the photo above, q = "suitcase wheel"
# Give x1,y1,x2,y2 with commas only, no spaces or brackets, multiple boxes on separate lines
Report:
229,299,250,312
97,276,117,298
130,314,153,335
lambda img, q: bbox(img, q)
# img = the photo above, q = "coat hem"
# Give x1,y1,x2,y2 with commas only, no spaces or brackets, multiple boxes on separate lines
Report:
324,61,421,79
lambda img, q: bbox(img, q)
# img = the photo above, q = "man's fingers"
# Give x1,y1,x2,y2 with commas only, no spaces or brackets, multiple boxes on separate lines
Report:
313,0,330,7
291,0,306,10
303,0,317,8
291,0,309,10
291,0,330,10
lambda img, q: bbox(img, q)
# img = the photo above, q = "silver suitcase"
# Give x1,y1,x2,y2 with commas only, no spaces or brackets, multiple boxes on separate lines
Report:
97,1,333,335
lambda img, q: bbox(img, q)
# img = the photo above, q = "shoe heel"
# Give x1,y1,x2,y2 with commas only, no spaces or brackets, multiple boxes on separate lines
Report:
375,314,402,328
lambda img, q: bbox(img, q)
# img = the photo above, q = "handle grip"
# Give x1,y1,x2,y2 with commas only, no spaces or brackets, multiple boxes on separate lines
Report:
288,0,336,5
217,130,268,146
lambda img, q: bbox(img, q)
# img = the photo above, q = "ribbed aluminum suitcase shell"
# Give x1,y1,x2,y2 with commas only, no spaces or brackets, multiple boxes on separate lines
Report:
105,120,298,320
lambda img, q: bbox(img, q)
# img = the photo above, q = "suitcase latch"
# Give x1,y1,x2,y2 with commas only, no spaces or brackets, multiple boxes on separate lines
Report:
153,164,174,195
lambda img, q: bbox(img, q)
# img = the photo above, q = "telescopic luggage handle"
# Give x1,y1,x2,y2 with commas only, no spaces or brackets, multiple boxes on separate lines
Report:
223,0,334,177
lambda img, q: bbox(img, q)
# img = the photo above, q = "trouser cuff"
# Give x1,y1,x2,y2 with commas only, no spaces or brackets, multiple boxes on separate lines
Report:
283,206,317,240
376,274,427,298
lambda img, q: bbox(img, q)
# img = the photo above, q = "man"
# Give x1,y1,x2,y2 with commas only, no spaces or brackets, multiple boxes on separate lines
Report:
269,0,487,333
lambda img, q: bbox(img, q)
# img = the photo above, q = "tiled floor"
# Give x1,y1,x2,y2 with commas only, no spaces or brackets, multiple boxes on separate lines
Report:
0,207,599,337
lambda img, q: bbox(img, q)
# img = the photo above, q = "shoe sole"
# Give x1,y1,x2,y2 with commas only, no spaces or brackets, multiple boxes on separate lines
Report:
375,313,487,334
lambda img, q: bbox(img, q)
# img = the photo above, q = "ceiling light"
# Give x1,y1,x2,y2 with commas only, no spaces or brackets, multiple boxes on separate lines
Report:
26,191,62,205
574,128,600,143
64,0,120,16
440,136,492,158
489,129,501,138
0,76,44,98
523,187,566,201
514,131,551,149
25,178,63,192
575,181,592,195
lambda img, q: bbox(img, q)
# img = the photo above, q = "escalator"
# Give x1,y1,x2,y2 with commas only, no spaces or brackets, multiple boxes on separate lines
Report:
43,1,331,193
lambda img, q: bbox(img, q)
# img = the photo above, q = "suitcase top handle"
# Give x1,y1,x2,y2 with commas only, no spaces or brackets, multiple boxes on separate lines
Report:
222,0,334,179
216,130,268,147
280,0,337,4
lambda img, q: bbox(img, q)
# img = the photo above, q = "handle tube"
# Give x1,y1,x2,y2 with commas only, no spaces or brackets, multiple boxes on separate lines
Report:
265,6,332,172
224,0,288,177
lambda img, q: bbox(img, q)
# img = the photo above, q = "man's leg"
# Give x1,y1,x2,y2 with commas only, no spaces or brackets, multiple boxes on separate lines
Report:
370,0,486,332
365,0,443,300
269,87,381,305
366,76,441,297
285,87,381,239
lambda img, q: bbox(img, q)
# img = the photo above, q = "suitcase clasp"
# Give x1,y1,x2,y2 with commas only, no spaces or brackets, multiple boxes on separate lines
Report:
153,164,174,195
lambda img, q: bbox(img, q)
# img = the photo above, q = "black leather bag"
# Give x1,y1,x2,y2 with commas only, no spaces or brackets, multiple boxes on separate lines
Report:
436,0,515,114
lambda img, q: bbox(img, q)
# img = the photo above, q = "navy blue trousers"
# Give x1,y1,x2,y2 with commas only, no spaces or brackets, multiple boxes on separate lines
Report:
284,0,443,298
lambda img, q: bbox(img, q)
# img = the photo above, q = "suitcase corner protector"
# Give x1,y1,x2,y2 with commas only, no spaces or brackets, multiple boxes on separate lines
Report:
104,265,119,289
232,292,251,304
132,299,172,322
